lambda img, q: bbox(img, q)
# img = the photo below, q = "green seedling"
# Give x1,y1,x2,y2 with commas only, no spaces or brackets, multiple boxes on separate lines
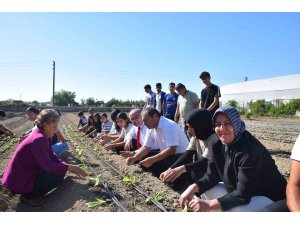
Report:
86,198,106,208
88,175,102,187
79,163,90,175
145,191,165,205
76,147,84,156
122,173,137,184
182,203,188,212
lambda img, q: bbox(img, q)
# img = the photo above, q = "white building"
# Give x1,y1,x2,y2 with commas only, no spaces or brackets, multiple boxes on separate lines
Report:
220,74,300,108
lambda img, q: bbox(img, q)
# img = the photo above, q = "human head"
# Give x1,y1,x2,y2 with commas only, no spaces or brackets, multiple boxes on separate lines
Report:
186,109,214,140
129,109,143,127
0,110,6,120
116,112,130,129
110,109,121,123
175,83,186,96
141,107,161,129
35,109,60,137
88,107,95,115
156,83,162,93
94,113,101,123
101,113,108,123
77,111,84,119
199,71,211,86
169,82,176,94
26,107,40,121
213,106,245,145
144,84,152,94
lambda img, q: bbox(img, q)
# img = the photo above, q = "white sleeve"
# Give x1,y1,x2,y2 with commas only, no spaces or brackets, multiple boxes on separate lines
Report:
143,129,155,148
124,126,136,142
165,124,179,147
291,135,300,161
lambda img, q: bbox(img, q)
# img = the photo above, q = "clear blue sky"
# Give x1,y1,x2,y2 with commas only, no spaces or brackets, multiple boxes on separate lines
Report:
0,13,299,103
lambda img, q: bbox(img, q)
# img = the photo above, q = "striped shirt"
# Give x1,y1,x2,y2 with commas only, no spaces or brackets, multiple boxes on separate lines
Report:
101,120,113,133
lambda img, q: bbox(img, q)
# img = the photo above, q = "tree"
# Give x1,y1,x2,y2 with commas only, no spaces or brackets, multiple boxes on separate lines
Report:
85,97,96,106
227,100,238,108
51,90,76,106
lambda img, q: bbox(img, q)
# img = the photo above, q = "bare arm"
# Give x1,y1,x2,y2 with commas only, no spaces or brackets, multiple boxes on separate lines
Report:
193,101,200,109
287,160,300,211
174,105,180,122
199,100,204,109
207,96,219,112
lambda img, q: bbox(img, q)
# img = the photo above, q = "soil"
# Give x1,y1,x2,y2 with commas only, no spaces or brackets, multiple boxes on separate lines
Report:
0,113,299,212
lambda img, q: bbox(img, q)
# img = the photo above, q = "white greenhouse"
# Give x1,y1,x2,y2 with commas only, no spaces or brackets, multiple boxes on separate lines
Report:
220,74,300,108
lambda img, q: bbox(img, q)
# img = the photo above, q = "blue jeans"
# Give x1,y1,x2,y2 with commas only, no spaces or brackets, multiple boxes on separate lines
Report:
52,142,68,157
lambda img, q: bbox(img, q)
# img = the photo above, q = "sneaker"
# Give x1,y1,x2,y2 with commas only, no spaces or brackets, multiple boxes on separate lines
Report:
19,195,45,207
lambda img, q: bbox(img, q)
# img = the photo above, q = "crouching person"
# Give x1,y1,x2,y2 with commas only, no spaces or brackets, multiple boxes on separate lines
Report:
1,109,87,207
126,108,189,190
179,106,287,212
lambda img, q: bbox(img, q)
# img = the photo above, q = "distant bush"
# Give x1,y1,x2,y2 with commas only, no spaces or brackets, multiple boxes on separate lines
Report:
227,100,238,108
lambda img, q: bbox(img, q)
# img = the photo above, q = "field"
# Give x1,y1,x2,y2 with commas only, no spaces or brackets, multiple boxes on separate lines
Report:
0,112,299,212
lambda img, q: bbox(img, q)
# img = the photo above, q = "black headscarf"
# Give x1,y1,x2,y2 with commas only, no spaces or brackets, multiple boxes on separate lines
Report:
186,109,214,140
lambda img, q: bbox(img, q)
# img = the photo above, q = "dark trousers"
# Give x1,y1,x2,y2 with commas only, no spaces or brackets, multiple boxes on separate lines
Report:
140,152,187,191
262,199,289,212
24,171,64,199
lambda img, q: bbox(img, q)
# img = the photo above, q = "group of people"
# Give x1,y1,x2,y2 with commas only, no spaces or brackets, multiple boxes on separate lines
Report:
1,71,300,212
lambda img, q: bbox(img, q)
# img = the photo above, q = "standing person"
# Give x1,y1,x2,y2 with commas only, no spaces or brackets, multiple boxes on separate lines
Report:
1,109,87,207
286,134,300,211
159,109,218,188
0,110,14,138
174,83,199,138
126,108,189,189
143,84,156,110
199,71,221,114
155,83,166,114
179,106,287,212
162,82,179,121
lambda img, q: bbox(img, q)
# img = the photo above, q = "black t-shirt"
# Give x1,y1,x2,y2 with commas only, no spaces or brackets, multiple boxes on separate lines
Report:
201,83,221,114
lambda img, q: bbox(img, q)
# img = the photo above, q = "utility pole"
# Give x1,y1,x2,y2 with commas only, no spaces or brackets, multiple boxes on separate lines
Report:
52,61,55,107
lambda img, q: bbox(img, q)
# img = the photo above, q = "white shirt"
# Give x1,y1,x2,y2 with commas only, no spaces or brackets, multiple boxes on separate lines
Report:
125,123,159,149
119,123,134,139
144,116,189,154
187,134,218,161
156,92,163,113
291,134,300,161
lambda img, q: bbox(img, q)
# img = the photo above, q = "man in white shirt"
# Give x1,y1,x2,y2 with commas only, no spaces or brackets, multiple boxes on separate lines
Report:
121,109,159,157
126,108,189,188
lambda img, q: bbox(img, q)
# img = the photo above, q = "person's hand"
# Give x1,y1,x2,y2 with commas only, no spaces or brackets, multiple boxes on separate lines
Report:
179,183,199,208
124,140,132,151
126,156,137,165
101,134,109,141
160,166,185,182
120,151,134,158
99,139,106,146
68,165,87,178
140,157,154,168
189,197,220,212
103,144,113,151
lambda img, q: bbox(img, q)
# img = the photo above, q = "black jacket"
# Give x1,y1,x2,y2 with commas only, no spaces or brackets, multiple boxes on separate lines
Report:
196,130,287,211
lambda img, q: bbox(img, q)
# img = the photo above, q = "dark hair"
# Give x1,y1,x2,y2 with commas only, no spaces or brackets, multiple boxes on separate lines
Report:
142,107,161,118
94,113,101,121
156,83,162,88
169,82,175,86
101,113,108,119
116,112,131,127
175,83,186,90
26,107,40,115
0,110,6,117
111,109,121,122
77,111,84,117
35,109,60,132
199,71,211,79
144,84,151,89
54,109,61,116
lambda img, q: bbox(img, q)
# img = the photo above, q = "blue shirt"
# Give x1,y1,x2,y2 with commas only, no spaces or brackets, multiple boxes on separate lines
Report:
164,93,179,116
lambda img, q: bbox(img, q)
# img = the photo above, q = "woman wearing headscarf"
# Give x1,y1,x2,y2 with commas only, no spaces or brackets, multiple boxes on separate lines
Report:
179,106,287,212
159,109,218,186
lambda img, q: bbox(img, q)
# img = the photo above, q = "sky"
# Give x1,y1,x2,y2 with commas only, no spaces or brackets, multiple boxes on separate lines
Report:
0,10,300,103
